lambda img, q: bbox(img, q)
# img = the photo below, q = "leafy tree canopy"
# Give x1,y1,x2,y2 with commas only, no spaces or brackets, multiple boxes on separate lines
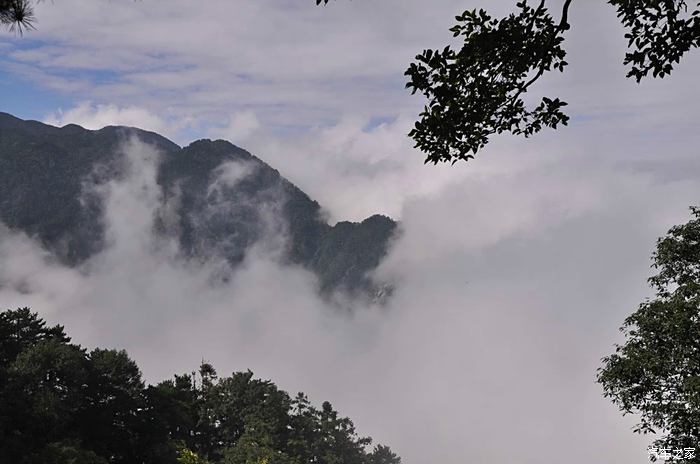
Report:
319,0,700,164
598,207,700,461
0,307,401,464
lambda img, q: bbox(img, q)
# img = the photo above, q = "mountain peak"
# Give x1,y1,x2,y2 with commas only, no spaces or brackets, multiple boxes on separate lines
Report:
0,113,397,300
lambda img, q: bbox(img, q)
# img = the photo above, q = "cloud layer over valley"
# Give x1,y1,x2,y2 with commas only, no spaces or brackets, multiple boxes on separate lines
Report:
2,0,700,462
1,130,699,463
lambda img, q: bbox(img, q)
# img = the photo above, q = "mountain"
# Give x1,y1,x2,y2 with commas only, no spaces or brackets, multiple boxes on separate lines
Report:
0,112,397,300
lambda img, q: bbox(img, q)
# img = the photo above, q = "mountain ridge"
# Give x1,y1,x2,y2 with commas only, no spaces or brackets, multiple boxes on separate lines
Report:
0,112,397,301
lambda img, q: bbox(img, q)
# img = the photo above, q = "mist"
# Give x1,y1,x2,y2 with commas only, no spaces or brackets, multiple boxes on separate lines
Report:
1,130,698,464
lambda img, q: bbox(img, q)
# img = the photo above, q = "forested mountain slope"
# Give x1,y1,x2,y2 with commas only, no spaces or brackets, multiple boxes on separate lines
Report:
0,112,396,300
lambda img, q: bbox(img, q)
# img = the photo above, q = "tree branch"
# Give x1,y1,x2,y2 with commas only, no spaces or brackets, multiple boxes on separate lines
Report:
560,0,574,30
508,0,574,108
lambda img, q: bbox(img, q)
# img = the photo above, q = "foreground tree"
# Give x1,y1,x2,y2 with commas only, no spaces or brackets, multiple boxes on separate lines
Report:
0,0,34,33
0,307,401,464
319,0,700,164
598,208,700,462
0,308,173,464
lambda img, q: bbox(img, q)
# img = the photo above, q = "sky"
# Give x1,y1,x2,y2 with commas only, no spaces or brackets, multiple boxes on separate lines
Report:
2,0,700,463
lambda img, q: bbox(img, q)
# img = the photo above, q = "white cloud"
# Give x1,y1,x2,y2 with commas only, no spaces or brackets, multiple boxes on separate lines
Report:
209,160,256,191
2,136,699,463
242,115,474,223
2,0,697,226
7,0,695,142
209,111,261,144
43,102,184,140
2,0,700,462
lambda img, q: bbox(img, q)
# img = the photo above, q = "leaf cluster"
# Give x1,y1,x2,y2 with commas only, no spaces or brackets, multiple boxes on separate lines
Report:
404,1,570,164
317,0,700,165
609,0,700,81
598,208,700,462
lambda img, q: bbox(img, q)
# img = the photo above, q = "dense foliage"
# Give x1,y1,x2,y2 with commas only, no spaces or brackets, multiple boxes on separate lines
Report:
0,307,401,464
318,0,700,164
404,1,571,164
0,0,34,33
598,208,700,462
610,0,700,82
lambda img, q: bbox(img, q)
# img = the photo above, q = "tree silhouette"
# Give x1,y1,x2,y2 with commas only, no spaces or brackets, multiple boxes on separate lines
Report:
0,307,402,463
0,0,35,34
319,0,700,164
598,208,700,461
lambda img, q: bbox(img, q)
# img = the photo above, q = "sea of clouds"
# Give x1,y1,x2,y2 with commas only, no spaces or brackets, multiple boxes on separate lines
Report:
1,129,698,463
3,0,700,462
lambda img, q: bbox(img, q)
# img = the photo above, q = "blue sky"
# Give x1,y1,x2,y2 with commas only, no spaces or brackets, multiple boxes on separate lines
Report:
3,0,697,224
0,59,72,121
1,78,51,119
2,1,700,463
